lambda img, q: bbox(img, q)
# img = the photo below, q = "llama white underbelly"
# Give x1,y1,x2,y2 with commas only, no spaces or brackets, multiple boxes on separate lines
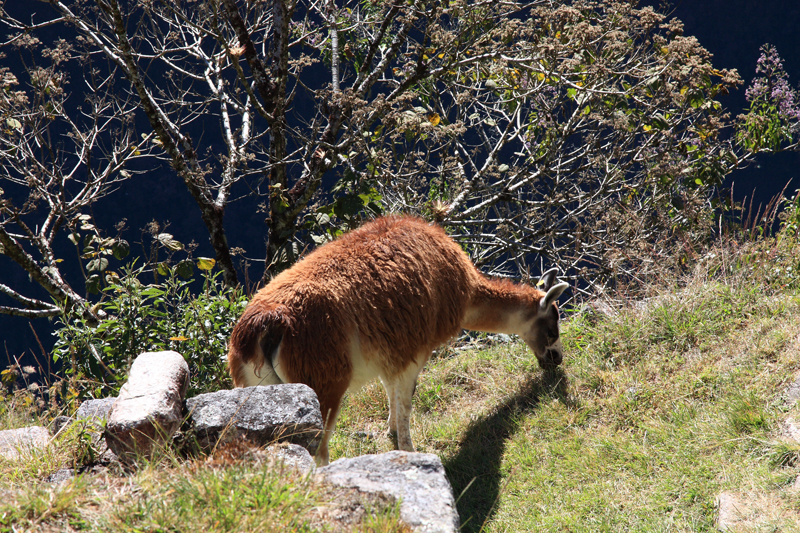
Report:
347,331,385,392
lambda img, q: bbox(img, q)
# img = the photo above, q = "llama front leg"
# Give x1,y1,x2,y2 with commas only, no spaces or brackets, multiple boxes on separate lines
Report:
381,378,401,448
383,356,426,452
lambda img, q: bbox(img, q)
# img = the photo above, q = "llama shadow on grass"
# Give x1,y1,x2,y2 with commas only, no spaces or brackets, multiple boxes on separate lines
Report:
444,367,569,532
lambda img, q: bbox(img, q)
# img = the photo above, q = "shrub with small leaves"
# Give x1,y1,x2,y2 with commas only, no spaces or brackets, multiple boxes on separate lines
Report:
52,261,248,399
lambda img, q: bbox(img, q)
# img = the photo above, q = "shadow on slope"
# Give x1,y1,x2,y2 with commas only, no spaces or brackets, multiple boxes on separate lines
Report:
444,367,569,532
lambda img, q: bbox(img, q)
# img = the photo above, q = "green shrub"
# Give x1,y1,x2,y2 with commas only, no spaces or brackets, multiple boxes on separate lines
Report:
52,262,249,400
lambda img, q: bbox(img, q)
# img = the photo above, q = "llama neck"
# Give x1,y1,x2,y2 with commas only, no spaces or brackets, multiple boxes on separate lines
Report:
461,277,541,335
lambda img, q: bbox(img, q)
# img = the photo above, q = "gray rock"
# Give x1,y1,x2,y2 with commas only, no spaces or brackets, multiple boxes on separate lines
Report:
185,385,322,455
77,397,117,421
717,491,747,531
317,451,460,533
782,417,800,442
105,351,189,462
45,468,75,484
242,443,316,474
263,443,316,472
51,398,119,463
52,397,117,435
0,426,50,460
786,373,800,407
50,416,74,436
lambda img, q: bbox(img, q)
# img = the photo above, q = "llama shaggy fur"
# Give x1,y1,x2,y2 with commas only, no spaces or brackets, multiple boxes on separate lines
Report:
228,215,568,464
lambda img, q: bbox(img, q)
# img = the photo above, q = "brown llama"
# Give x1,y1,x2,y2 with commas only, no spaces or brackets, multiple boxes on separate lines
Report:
228,215,569,465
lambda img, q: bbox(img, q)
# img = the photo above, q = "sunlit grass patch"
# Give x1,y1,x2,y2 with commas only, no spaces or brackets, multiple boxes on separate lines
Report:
331,275,800,532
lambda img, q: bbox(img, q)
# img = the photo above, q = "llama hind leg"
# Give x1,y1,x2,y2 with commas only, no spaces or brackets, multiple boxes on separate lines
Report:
382,355,427,452
313,379,349,466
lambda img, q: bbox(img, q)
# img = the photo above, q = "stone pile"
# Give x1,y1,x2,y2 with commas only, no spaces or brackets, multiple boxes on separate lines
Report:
2,350,459,533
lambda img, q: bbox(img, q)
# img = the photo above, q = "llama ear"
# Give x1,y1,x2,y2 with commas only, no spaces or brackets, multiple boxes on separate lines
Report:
538,267,559,292
540,282,569,312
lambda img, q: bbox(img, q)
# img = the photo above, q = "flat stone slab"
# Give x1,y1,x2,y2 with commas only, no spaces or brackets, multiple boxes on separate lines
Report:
716,490,797,531
239,443,316,474
316,451,459,533
185,385,322,455
105,351,189,462
0,426,50,460
717,491,746,531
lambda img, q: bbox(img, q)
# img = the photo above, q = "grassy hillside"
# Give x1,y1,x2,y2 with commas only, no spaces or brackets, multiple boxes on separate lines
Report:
3,237,800,531
332,239,800,531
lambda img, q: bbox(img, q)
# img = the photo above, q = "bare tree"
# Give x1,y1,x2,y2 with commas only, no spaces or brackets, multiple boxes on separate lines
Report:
0,0,796,321
0,27,147,319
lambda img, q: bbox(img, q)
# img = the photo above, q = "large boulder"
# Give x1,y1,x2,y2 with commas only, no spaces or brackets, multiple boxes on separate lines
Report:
0,426,50,460
105,351,189,462
184,385,322,455
316,451,460,533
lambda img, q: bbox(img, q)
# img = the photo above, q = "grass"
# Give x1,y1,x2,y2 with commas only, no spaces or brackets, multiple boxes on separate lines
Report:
330,272,800,531
0,438,411,532
5,239,800,531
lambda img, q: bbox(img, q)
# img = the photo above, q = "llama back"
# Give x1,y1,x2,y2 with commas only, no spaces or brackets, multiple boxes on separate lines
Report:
240,216,478,386
327,216,477,374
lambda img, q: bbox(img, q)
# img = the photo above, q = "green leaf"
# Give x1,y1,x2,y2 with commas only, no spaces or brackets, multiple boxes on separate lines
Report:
688,91,705,109
333,195,365,218
112,239,130,260
197,257,216,271
6,117,21,130
68,232,80,246
85,274,102,295
87,258,109,272
176,259,194,279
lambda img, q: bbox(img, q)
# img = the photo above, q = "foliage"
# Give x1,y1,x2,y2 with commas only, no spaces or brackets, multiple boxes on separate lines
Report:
52,264,248,399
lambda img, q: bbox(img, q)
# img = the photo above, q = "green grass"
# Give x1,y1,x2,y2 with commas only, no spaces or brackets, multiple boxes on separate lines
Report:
330,278,800,532
0,440,411,532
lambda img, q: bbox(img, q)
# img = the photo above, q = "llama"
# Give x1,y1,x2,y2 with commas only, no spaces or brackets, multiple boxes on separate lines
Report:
228,215,569,465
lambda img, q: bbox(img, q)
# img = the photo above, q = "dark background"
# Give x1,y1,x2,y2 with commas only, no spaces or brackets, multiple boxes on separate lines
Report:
2,0,799,373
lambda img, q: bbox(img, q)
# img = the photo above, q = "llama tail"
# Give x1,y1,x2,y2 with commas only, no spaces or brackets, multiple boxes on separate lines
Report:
228,302,293,387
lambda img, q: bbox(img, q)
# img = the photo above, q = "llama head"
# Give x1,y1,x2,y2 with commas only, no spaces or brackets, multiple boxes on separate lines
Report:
521,268,569,369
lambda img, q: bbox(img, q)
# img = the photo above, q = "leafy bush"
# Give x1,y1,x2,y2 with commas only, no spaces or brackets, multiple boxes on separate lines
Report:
52,262,248,400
